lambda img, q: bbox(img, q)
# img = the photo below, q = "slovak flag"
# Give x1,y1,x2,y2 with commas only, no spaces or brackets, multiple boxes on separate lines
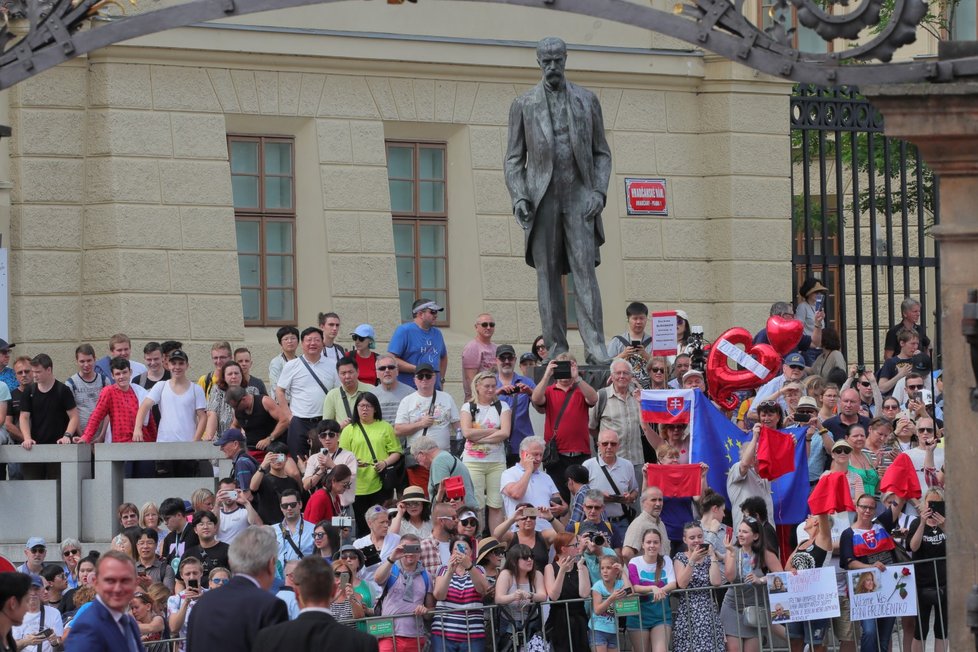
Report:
641,389,694,425
852,525,896,558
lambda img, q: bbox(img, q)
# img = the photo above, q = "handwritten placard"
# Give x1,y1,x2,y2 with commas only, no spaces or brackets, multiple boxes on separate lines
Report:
766,568,840,624
847,565,918,621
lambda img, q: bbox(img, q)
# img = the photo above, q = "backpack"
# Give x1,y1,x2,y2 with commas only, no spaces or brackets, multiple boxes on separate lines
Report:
468,400,503,423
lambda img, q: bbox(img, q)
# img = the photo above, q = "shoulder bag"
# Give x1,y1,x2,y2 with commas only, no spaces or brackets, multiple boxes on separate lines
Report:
543,386,576,468
357,422,405,494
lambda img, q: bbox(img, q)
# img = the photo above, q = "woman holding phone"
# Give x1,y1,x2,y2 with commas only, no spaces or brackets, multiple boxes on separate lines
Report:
492,504,557,573
494,544,547,641
431,536,490,652
910,487,947,652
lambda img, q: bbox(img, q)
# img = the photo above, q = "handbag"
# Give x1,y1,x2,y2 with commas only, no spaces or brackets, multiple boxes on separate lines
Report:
356,422,405,493
742,605,762,627
543,386,577,468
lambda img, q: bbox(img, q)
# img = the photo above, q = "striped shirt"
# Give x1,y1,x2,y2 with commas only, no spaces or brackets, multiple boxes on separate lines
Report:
431,566,485,641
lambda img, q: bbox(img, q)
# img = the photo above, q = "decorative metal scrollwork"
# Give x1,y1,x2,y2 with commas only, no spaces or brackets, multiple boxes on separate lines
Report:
0,0,975,91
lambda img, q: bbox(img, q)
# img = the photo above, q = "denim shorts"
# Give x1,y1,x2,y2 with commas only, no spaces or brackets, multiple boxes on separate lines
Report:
591,629,620,648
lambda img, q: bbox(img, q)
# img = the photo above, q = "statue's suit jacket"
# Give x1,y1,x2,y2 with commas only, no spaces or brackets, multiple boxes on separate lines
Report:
504,79,612,273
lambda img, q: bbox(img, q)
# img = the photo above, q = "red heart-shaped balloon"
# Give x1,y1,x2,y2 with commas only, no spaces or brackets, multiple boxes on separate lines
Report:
766,316,804,356
706,327,783,410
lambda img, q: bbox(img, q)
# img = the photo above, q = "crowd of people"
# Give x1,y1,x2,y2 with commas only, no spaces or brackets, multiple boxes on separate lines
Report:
0,287,948,652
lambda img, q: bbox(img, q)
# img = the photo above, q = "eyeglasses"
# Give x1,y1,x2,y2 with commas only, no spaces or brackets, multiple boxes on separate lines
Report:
584,505,602,511
335,480,352,489
377,365,397,372
210,577,229,585
650,368,665,373
280,502,299,510
415,373,434,380
883,404,900,410
313,532,327,539
917,427,935,433
62,549,80,557
460,519,478,527
599,441,618,447
856,504,875,510
339,553,360,560
477,322,496,328
319,431,339,438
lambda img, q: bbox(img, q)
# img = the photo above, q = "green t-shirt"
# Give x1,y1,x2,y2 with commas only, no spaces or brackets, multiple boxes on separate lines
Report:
339,419,402,495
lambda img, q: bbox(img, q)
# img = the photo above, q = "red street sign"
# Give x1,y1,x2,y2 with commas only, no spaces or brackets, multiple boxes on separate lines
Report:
624,178,667,216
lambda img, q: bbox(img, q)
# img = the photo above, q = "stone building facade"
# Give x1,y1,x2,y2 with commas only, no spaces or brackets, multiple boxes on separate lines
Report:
0,2,794,399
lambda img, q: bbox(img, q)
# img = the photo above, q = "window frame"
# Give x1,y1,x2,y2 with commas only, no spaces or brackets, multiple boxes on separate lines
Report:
386,140,450,326
228,134,298,327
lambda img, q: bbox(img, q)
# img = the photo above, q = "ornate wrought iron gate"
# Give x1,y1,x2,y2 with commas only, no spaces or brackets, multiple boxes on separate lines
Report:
790,85,941,368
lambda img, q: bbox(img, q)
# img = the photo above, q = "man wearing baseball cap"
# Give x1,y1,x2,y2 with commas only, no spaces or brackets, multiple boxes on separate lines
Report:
494,344,537,467
17,538,47,576
748,351,808,420
0,339,17,392
388,298,448,390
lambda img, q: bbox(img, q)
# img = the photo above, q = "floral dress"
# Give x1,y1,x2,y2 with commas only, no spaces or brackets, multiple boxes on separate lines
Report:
672,552,724,652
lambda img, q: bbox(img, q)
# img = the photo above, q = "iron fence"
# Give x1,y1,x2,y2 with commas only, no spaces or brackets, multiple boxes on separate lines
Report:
790,85,941,369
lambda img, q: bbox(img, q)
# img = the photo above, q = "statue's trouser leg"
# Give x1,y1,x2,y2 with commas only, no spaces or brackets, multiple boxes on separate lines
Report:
562,210,608,363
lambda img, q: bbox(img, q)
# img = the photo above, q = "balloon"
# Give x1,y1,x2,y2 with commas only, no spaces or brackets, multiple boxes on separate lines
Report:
766,316,804,356
706,327,782,410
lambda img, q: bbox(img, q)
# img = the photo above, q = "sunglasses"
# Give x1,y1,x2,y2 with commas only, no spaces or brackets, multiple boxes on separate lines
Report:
917,427,935,433
426,309,440,315
319,431,339,438
518,553,533,561
377,365,397,371
352,335,368,341
859,382,872,388
519,515,536,521
599,441,618,447
478,322,496,328
460,518,478,527
62,549,80,557
650,368,665,373
907,385,924,390
834,447,853,454
339,553,360,560
280,502,299,510
313,532,327,539
498,355,515,362
415,373,434,380
210,577,230,585
30,547,46,554
584,505,602,511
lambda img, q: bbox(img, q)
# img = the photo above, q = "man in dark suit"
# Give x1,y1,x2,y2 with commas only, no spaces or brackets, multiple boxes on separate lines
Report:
252,556,378,651
505,36,613,365
186,525,288,651
65,551,145,652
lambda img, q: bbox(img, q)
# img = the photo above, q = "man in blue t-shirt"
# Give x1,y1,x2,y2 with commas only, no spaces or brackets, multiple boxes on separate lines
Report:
389,298,448,390
493,344,537,466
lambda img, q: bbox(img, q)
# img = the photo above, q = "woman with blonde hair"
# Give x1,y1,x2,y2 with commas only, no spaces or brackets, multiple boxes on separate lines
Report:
460,370,512,532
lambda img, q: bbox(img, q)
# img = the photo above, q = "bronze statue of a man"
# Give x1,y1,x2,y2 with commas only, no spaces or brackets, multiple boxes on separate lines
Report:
504,36,612,364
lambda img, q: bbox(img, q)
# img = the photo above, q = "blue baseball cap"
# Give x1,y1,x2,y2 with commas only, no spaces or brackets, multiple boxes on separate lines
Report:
784,352,806,368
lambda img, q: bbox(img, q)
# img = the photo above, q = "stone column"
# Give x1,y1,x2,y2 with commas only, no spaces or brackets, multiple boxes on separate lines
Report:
863,82,978,651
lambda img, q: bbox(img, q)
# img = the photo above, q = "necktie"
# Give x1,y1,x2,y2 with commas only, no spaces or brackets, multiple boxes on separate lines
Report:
118,616,139,652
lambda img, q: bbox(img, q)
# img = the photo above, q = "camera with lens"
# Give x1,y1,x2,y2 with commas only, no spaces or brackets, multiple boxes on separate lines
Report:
688,326,707,373
500,383,524,396
582,531,606,547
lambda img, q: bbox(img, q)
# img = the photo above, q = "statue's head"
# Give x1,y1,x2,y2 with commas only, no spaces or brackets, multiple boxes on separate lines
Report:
536,37,567,89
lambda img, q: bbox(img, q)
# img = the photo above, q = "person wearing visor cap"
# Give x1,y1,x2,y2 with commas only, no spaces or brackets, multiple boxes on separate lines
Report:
389,298,448,390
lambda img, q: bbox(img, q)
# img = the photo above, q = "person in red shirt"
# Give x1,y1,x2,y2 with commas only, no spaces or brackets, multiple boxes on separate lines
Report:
530,353,598,502
78,358,156,478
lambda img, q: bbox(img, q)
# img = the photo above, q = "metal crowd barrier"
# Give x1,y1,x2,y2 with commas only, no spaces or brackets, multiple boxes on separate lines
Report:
138,556,946,652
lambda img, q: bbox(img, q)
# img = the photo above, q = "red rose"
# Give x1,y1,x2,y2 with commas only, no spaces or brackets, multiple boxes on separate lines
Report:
901,567,911,576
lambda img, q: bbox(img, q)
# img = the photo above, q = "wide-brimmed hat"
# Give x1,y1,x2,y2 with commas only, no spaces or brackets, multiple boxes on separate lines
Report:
334,545,366,566
401,486,429,503
476,537,505,565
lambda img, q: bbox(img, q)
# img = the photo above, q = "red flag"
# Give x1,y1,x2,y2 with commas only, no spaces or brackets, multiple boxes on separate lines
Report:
880,452,922,499
756,426,796,481
646,464,701,497
807,472,855,515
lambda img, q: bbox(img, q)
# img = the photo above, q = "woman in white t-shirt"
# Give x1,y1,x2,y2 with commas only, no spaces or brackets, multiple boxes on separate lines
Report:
461,371,512,534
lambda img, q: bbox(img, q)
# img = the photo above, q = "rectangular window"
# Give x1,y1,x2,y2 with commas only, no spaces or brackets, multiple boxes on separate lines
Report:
228,135,297,326
386,141,449,324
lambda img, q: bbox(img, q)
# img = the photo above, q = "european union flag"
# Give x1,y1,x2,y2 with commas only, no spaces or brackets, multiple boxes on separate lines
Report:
689,390,810,525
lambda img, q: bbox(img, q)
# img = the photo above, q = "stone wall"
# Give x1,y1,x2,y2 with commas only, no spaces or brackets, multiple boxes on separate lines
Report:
4,42,793,401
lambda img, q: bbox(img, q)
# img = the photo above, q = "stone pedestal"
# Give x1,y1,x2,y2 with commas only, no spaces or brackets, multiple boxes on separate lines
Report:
863,82,978,650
